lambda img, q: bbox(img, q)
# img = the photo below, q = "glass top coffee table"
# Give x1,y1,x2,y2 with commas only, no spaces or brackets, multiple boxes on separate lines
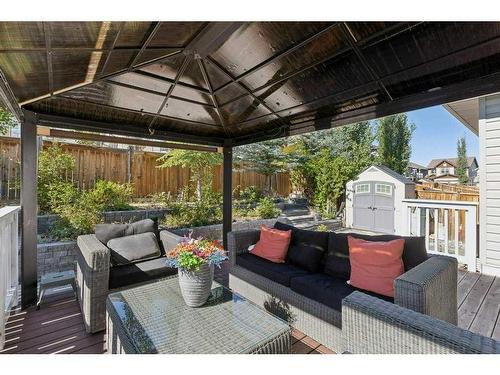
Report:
105,276,291,354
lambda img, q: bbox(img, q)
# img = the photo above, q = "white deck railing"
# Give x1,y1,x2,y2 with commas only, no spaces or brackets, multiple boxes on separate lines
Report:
0,206,20,350
401,199,478,271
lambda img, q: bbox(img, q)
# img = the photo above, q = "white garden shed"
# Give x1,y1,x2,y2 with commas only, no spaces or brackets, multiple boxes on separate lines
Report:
345,165,416,234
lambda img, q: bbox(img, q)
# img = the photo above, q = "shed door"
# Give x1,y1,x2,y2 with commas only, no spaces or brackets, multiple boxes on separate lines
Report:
353,182,395,233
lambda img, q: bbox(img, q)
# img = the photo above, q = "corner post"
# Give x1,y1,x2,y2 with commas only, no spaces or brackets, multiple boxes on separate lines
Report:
222,141,233,250
20,110,38,308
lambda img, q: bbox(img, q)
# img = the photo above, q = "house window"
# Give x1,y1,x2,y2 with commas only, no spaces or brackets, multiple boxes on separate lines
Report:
375,183,392,195
355,184,370,194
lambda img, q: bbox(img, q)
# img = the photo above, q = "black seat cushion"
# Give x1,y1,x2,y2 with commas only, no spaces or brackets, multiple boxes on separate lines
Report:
273,221,329,272
324,232,428,280
236,252,309,287
290,273,393,312
109,256,177,290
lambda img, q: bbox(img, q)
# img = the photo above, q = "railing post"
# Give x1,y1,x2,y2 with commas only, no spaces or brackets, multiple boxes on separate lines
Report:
465,206,477,272
21,110,38,308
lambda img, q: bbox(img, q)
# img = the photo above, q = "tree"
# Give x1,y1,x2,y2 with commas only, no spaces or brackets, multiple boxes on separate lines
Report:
0,107,17,135
456,136,469,184
157,149,222,201
375,113,415,174
233,139,287,195
283,122,374,204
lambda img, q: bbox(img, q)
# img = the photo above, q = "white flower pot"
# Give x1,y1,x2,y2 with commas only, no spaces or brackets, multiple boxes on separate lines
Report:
178,263,214,307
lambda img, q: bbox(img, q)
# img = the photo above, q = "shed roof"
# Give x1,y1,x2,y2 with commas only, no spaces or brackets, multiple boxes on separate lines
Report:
356,165,414,185
2,22,500,146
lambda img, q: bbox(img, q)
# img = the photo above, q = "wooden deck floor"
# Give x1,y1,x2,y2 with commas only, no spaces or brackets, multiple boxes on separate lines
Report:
1,269,498,354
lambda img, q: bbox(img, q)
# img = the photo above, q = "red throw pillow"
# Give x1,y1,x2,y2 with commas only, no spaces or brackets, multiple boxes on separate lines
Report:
251,225,292,263
348,236,405,297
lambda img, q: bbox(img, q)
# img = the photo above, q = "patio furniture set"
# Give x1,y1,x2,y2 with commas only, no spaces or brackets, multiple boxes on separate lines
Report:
75,218,500,354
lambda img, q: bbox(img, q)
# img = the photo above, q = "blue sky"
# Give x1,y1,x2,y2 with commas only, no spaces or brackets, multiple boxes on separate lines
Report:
406,105,479,167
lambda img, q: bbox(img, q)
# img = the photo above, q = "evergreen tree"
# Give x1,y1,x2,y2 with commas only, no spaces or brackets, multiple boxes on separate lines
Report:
233,139,287,195
375,113,415,174
456,137,469,185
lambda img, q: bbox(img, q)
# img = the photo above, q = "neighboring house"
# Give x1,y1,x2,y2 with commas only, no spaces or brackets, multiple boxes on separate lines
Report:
406,161,429,181
427,157,479,184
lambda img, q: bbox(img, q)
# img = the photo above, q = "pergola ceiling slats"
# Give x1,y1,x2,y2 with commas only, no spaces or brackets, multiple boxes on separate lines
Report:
2,21,500,146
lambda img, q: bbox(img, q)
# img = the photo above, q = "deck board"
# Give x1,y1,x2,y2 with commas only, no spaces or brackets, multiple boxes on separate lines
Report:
468,277,500,337
458,273,495,329
1,269,498,354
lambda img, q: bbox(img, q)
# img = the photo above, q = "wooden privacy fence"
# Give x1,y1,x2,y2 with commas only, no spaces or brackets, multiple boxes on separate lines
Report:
0,136,292,201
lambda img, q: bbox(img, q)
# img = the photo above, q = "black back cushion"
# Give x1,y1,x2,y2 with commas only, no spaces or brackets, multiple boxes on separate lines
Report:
324,232,428,280
274,221,328,272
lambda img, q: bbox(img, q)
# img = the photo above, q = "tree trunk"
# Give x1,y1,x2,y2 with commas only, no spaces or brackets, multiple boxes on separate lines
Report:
265,174,272,196
196,174,202,201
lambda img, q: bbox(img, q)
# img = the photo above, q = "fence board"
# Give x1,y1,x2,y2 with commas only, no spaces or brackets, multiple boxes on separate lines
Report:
0,137,292,202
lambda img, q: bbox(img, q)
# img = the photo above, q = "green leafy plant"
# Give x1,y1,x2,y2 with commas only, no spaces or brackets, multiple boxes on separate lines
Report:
315,224,329,232
157,150,222,201
38,143,75,213
86,180,133,211
0,107,17,135
254,197,281,219
239,185,264,202
163,196,222,229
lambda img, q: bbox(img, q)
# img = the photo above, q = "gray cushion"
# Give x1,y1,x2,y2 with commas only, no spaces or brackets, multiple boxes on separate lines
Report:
107,232,161,266
95,219,157,245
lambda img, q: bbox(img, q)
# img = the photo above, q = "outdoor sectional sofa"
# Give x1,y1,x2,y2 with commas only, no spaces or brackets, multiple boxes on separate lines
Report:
228,221,458,353
76,220,181,333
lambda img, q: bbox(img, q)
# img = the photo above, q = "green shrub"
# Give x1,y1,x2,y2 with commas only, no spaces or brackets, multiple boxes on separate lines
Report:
254,197,281,219
163,199,222,228
239,185,264,203
315,224,329,232
86,180,133,211
48,180,134,239
38,144,75,213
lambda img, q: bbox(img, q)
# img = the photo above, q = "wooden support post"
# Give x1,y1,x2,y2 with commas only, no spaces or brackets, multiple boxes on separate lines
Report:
222,142,232,250
20,110,38,308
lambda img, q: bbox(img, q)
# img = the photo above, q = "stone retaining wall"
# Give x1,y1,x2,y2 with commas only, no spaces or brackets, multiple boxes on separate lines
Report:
170,217,292,240
37,208,171,235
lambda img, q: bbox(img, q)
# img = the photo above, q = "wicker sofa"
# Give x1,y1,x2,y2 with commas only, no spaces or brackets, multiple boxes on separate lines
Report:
228,225,458,353
342,291,499,354
76,228,182,333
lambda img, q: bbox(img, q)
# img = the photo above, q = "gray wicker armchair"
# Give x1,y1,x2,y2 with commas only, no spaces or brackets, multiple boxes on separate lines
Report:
342,291,499,354
228,229,458,353
76,230,181,333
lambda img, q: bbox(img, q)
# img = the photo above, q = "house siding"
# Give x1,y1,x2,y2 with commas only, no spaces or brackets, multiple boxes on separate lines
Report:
479,94,500,275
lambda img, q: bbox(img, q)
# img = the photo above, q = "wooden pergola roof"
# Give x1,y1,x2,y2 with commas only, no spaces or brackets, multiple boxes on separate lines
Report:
2,21,500,146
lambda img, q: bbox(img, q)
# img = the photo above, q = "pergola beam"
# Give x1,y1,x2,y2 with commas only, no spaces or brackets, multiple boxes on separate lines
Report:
99,22,125,77
222,142,233,249
197,58,229,134
0,68,22,121
20,110,38,308
43,22,54,96
127,22,162,70
36,113,224,146
37,126,218,152
213,23,338,94
340,23,393,101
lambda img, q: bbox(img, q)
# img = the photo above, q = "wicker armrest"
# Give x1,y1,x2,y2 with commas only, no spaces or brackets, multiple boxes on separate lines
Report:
76,234,111,333
160,230,183,253
76,234,110,272
394,255,458,324
342,291,499,354
227,229,260,266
